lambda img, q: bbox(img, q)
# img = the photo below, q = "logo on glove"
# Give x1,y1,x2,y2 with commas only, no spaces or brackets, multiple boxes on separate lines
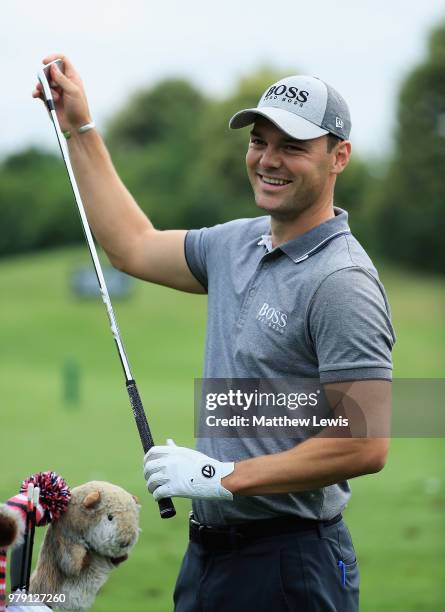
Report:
201,465,216,479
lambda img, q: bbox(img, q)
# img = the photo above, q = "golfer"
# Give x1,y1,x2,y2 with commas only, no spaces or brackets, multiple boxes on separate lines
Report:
33,55,395,611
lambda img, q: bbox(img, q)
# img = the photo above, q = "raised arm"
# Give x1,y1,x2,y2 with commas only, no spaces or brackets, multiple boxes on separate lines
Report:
32,54,204,294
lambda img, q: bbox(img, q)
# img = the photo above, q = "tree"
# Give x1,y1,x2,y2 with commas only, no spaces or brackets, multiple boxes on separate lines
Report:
105,79,207,228
0,149,81,255
373,21,445,273
106,78,206,151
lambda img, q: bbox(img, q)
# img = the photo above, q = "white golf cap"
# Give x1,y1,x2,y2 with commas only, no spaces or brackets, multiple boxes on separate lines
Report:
229,75,351,141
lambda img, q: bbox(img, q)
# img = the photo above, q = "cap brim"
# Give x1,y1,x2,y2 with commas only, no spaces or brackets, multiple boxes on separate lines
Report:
229,107,328,141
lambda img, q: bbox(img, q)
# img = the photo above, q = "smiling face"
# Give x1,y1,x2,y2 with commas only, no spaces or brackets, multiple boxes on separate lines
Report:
246,117,340,221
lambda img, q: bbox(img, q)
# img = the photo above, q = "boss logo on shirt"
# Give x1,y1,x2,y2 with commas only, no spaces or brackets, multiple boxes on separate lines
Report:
256,302,288,335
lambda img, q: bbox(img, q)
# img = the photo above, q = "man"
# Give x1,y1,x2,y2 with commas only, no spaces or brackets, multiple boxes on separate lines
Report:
33,57,395,611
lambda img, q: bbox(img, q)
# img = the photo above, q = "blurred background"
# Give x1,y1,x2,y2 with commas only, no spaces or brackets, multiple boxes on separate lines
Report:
1,1,444,610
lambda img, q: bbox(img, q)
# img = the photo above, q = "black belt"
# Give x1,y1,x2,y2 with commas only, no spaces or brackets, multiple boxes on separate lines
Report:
189,513,342,551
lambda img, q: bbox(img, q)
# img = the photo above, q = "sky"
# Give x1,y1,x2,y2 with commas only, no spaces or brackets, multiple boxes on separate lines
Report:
1,1,444,159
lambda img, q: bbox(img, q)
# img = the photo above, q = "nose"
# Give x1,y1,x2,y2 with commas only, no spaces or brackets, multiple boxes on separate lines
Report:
259,145,282,169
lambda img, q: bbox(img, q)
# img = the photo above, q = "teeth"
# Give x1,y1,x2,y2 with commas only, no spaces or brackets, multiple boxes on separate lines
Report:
261,176,290,186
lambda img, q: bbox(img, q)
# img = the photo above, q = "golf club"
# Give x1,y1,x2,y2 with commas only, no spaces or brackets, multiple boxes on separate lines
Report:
37,59,175,519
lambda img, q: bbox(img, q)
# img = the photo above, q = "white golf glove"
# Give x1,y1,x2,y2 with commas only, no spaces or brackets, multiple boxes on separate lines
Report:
143,439,235,501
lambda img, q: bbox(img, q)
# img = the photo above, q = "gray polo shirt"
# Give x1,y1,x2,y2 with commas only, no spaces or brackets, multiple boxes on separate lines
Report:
185,207,395,524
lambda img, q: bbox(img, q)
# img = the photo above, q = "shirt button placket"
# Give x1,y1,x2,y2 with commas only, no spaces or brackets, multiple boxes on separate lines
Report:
237,259,268,328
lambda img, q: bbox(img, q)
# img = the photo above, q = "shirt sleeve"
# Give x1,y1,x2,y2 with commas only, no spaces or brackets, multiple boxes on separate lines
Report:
184,228,211,292
307,267,396,384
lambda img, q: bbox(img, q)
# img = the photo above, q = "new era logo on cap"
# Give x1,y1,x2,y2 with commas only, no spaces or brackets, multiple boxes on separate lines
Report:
229,75,351,141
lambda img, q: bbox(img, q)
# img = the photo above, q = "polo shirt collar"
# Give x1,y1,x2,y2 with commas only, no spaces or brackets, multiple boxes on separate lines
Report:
259,207,351,263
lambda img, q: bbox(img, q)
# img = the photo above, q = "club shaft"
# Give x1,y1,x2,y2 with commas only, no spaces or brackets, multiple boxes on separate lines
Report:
50,109,133,382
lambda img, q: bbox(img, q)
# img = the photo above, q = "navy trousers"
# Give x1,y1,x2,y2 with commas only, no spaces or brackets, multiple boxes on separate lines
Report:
173,519,359,612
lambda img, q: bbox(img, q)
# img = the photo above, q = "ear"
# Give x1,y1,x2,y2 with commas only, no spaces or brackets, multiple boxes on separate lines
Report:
331,140,352,175
83,491,101,508
132,495,139,505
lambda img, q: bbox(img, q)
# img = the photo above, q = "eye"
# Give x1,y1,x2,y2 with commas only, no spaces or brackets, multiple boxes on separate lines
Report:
107,514,113,521
284,144,302,152
250,137,265,146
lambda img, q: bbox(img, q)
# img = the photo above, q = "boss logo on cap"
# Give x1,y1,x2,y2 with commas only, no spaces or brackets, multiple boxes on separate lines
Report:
264,85,309,106
335,117,344,128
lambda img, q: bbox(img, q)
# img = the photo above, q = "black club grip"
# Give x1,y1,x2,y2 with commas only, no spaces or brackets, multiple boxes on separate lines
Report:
126,380,176,519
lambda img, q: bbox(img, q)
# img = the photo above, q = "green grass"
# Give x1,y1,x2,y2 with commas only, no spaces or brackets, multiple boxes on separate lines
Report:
0,248,444,611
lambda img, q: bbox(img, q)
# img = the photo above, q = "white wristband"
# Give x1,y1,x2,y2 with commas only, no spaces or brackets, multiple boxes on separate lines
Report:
77,121,96,134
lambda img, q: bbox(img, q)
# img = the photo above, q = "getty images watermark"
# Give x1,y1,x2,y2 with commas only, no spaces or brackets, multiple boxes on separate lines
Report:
203,387,347,429
195,379,350,439
194,378,445,438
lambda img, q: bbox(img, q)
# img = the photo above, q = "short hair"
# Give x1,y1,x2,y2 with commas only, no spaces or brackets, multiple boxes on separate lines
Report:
326,133,343,152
